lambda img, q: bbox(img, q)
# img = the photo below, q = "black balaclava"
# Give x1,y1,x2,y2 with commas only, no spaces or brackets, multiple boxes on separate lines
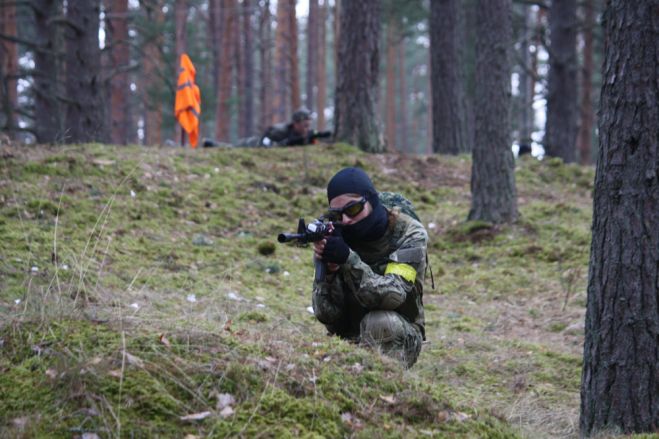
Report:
327,167,389,243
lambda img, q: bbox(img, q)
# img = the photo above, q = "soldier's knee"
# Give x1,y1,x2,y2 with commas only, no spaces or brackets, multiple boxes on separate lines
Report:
360,311,406,345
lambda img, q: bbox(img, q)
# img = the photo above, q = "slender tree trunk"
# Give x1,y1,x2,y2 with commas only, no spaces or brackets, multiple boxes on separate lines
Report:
580,1,659,435
235,3,246,138
107,0,130,145
174,0,188,144
385,22,396,151
316,0,327,131
334,0,383,152
0,2,17,138
545,0,578,162
430,0,469,154
243,0,254,137
64,0,109,143
398,38,408,153
306,0,318,112
32,0,62,143
141,0,164,146
577,0,594,165
273,0,290,122
288,0,300,112
468,0,517,224
518,4,533,148
258,0,272,130
217,0,234,141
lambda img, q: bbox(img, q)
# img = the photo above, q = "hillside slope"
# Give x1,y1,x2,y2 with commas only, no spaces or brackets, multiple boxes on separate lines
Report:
0,144,596,438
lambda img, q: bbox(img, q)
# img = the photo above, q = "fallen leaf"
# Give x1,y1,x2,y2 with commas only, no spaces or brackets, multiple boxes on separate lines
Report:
93,159,115,166
184,435,200,439
379,395,396,404
82,433,101,439
45,368,57,379
453,411,471,422
159,333,171,348
437,411,450,423
108,370,122,378
125,352,144,368
180,411,212,422
219,406,234,418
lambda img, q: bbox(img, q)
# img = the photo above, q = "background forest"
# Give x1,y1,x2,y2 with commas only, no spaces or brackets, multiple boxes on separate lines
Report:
1,0,601,162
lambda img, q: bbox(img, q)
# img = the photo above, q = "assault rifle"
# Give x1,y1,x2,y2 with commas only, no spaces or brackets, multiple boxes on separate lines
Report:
277,217,338,281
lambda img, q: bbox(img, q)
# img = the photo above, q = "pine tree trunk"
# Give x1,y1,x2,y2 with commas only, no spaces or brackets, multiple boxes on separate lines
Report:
579,1,659,435
316,0,327,131
577,0,594,165
141,0,163,146
258,0,272,130
398,38,408,153
273,0,290,122
235,3,246,138
306,0,318,112
385,23,396,151
33,0,62,143
430,0,469,155
216,0,234,141
107,0,130,145
64,0,109,143
545,0,578,162
288,0,300,112
242,0,254,137
0,2,18,138
468,0,517,224
518,5,533,148
334,0,383,153
174,0,188,144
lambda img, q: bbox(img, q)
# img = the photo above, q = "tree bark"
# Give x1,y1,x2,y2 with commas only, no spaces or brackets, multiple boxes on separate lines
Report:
216,0,234,141
397,38,408,153
334,0,383,152
141,0,164,146
430,0,469,154
518,4,534,148
385,22,396,151
273,0,290,122
468,0,517,224
0,1,18,138
234,2,246,138
288,0,300,112
316,0,327,131
544,0,578,162
258,0,272,130
579,0,659,435
306,0,318,112
64,0,109,143
32,0,62,143
577,0,594,165
107,0,130,145
242,0,254,137
174,0,188,144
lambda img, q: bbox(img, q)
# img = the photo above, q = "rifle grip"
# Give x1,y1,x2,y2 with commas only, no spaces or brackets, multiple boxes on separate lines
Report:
314,258,326,282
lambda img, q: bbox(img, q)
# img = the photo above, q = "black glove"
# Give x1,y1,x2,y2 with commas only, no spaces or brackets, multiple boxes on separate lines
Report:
322,235,350,265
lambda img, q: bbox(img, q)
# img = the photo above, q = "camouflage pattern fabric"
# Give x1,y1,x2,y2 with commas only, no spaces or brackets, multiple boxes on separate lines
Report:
312,208,427,367
378,191,421,222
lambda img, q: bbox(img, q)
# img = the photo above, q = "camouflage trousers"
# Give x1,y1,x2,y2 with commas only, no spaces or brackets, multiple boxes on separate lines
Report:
359,311,422,368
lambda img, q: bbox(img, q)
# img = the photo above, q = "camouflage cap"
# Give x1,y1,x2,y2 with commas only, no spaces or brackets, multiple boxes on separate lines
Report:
292,108,311,123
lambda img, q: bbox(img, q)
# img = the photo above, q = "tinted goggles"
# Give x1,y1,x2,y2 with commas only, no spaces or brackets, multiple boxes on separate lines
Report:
327,197,367,220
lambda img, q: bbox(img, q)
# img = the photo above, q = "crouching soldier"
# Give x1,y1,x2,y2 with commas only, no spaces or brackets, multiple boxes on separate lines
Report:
312,167,427,367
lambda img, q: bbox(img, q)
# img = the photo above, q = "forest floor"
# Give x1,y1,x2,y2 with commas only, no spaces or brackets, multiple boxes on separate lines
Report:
0,142,638,438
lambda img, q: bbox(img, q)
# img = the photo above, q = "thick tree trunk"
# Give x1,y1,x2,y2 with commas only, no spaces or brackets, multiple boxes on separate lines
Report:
0,2,17,138
545,0,578,162
258,0,272,130
579,1,659,435
242,0,254,137
316,0,327,131
64,0,109,143
33,0,62,143
306,0,318,112
107,0,130,145
468,0,517,224
398,38,408,153
577,0,594,165
334,0,383,152
430,0,469,154
141,0,164,146
385,23,396,151
288,0,300,112
235,3,246,138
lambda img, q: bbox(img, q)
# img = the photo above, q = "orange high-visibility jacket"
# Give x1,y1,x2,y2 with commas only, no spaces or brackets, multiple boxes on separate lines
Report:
175,54,201,148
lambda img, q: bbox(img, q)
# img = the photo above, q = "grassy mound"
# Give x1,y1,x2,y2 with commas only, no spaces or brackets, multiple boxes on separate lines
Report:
0,143,597,437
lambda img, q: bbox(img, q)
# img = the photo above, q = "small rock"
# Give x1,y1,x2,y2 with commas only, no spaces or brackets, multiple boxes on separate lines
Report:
192,234,214,246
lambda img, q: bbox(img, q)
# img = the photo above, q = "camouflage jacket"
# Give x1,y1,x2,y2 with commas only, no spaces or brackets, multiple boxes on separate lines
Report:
312,208,427,340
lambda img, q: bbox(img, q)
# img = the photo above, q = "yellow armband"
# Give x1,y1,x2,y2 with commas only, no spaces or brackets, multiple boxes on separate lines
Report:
385,262,417,283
